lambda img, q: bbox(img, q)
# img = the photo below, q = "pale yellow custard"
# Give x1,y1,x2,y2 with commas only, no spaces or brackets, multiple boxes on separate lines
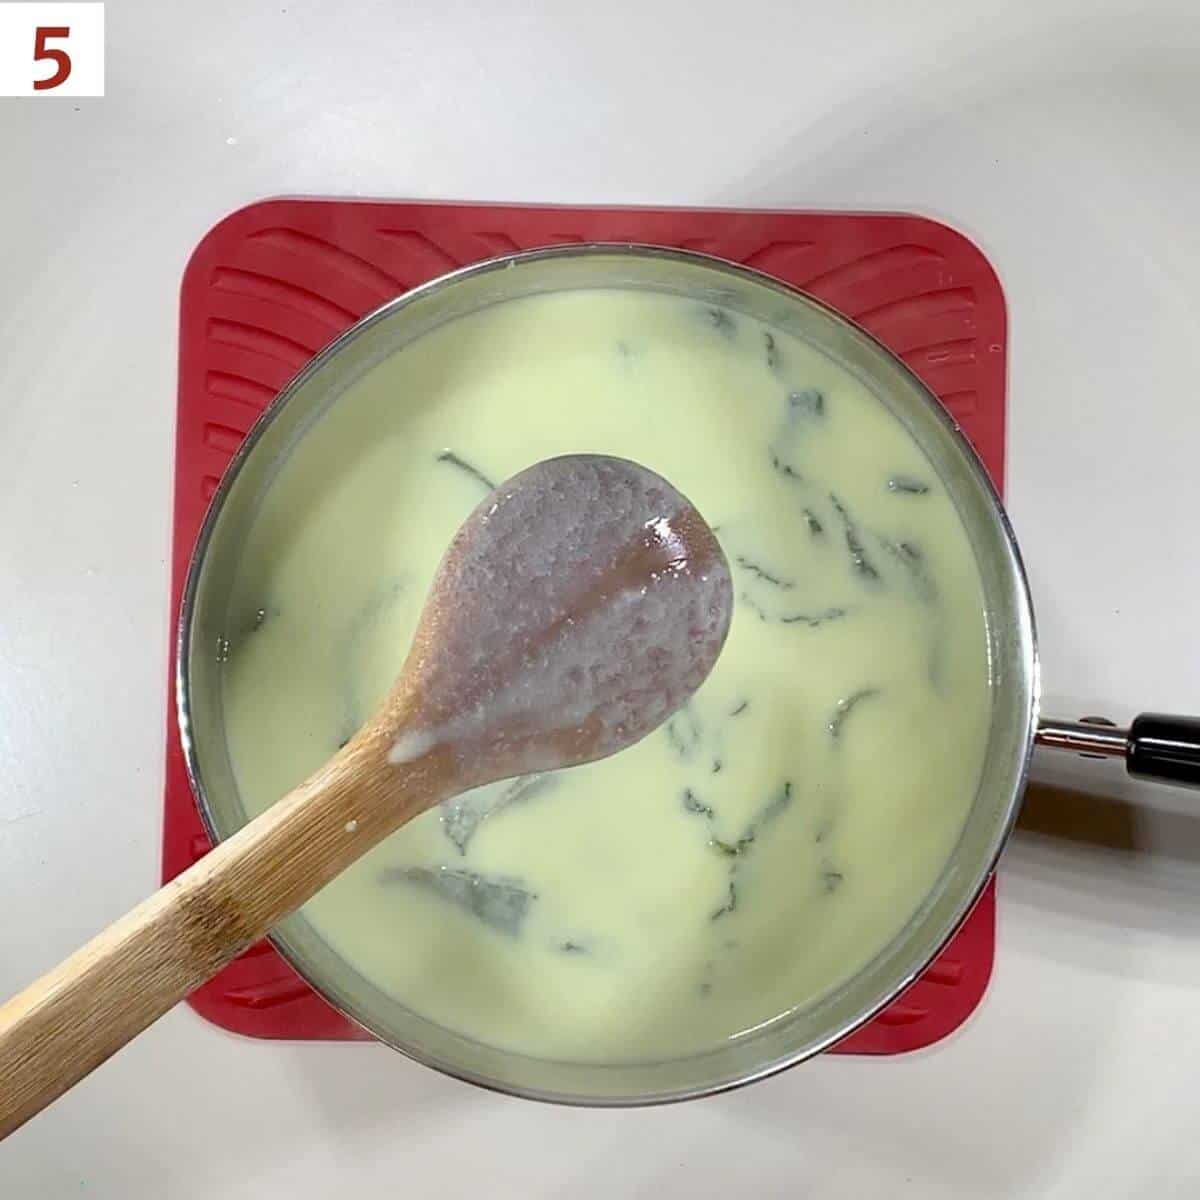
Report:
220,288,992,1063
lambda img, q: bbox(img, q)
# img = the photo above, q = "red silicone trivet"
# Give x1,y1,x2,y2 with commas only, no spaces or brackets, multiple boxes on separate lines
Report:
166,199,1007,1053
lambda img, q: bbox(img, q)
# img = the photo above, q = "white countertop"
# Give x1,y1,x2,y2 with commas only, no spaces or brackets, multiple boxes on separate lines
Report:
4,1,1200,1194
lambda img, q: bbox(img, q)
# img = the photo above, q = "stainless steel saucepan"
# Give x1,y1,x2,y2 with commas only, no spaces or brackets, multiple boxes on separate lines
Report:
178,245,1200,1105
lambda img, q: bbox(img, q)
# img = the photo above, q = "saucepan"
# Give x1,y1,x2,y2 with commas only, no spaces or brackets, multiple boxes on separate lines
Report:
178,244,1200,1104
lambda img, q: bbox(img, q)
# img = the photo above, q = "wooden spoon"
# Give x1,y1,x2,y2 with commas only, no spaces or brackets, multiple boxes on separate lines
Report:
0,454,733,1138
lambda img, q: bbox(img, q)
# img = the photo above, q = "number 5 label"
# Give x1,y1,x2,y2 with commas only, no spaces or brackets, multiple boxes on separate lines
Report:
0,3,104,96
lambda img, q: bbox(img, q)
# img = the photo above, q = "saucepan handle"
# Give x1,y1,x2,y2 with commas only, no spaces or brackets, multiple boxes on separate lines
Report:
1037,714,1200,790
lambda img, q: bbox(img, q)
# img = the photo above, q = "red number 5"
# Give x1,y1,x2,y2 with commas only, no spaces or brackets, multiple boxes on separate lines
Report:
33,26,72,91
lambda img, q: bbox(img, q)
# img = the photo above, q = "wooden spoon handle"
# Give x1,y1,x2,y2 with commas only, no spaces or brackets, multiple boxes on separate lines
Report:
0,736,429,1140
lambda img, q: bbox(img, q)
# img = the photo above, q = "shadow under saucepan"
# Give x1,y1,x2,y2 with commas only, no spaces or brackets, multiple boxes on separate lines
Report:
1003,758,1200,986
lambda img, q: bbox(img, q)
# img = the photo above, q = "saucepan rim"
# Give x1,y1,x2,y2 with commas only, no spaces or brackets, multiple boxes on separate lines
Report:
177,243,1038,1105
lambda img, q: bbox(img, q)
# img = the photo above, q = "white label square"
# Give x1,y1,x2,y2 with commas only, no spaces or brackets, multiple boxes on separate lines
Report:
0,3,104,96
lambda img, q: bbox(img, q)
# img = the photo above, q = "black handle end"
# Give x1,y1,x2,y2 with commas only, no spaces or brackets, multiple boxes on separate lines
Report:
1127,713,1200,789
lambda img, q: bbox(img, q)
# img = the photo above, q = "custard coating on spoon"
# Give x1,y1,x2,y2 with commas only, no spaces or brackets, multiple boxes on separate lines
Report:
389,454,734,786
